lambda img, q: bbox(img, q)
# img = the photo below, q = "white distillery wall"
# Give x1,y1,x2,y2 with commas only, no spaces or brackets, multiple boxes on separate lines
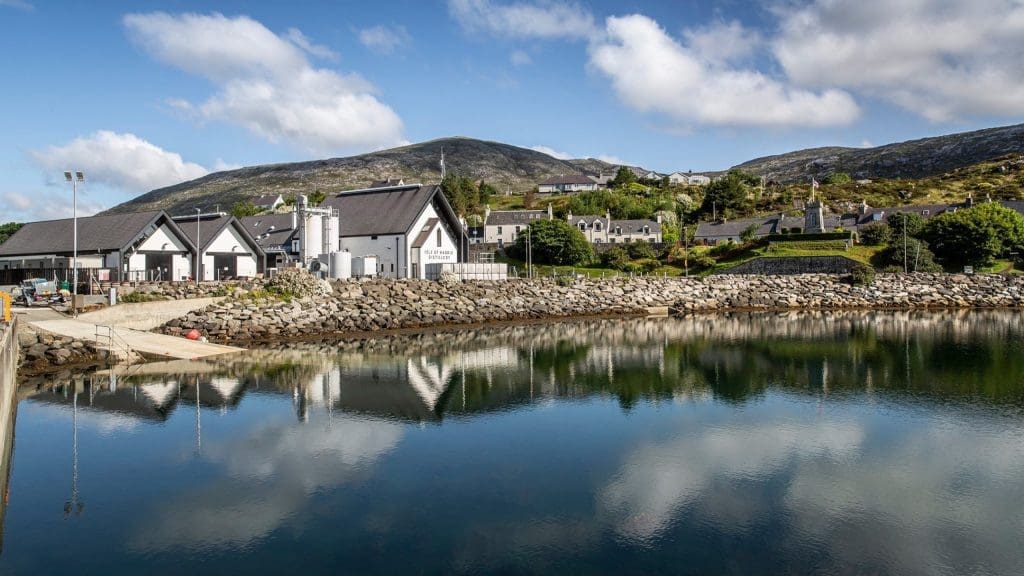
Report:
341,234,403,278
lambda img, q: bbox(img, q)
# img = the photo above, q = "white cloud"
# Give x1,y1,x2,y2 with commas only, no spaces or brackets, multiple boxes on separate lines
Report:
124,12,404,153
530,145,572,159
682,20,760,64
773,0,1024,121
213,158,243,171
0,0,32,10
30,130,209,192
3,190,107,221
286,27,339,61
860,139,874,148
510,50,532,66
358,24,412,55
448,0,597,40
596,154,628,165
588,15,860,128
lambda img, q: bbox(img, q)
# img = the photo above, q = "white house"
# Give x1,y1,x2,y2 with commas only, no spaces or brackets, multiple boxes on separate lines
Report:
566,211,663,244
687,174,711,185
174,213,265,280
321,183,466,279
482,205,553,247
252,194,285,211
537,174,603,194
668,172,689,185
0,210,197,282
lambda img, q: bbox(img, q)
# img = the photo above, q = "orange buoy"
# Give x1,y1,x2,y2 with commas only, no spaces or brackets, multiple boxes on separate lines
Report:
185,329,201,341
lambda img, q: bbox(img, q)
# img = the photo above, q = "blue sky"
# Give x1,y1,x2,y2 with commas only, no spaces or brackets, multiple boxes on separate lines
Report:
2,0,1023,221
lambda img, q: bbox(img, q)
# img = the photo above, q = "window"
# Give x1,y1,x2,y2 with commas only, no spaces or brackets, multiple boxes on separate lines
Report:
643,226,650,235
497,226,503,234
922,210,930,216
594,222,602,231
579,222,586,231
515,225,520,233
371,235,378,240
436,228,442,247
615,227,622,235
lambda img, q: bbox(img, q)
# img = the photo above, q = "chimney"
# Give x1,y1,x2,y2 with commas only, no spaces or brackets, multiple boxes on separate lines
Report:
965,193,974,207
291,209,298,230
605,209,611,222
484,204,491,223
859,199,869,215
547,203,553,219
567,210,573,222
656,212,663,224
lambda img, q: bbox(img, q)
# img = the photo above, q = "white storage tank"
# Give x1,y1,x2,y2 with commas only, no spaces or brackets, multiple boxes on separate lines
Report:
330,251,351,279
352,255,378,277
301,212,323,265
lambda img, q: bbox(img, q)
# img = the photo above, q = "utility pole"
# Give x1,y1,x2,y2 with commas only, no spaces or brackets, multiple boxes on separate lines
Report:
195,208,202,284
903,215,908,274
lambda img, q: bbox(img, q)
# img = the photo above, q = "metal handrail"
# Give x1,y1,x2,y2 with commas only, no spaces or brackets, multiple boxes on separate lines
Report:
94,324,135,365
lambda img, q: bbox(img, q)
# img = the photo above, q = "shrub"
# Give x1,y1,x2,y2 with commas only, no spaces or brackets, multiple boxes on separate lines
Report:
858,222,892,246
626,240,657,260
600,246,630,270
709,241,737,256
849,264,876,286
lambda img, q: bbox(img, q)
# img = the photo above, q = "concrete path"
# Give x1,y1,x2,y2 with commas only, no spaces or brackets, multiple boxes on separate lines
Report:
76,297,224,330
29,318,241,360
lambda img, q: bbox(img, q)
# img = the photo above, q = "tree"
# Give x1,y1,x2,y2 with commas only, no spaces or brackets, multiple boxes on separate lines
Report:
825,172,852,185
858,222,892,246
877,238,942,272
441,173,480,216
231,201,262,218
611,166,637,189
308,190,327,206
0,222,23,245
699,171,752,219
524,187,537,209
740,223,760,243
510,219,594,266
888,211,925,239
626,240,657,260
922,203,1024,267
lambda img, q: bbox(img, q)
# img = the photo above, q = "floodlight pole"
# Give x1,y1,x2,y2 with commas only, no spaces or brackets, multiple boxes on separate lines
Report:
64,171,83,317
195,208,202,285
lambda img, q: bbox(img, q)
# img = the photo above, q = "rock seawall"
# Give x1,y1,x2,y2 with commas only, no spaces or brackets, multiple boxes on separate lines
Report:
159,273,1024,343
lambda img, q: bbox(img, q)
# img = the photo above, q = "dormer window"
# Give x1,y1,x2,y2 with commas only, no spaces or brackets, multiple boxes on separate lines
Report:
594,221,602,231
615,227,622,235
921,210,929,216
578,222,587,231
643,226,650,235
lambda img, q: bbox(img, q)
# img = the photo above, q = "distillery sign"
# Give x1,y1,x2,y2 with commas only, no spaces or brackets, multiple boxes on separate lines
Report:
421,248,456,262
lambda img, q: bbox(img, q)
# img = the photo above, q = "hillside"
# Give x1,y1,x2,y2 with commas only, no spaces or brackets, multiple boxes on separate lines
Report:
733,123,1024,183
103,137,642,216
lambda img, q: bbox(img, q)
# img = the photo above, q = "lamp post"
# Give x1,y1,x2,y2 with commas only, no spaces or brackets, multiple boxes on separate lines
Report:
195,208,201,285
64,171,84,315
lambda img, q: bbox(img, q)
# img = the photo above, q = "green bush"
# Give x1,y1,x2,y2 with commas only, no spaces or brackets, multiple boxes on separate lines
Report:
510,219,594,266
858,222,892,246
849,264,876,286
709,241,737,256
626,240,657,260
600,246,630,270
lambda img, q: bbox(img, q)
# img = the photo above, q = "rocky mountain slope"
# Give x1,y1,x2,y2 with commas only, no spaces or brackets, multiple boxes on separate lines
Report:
733,123,1024,183
104,137,637,216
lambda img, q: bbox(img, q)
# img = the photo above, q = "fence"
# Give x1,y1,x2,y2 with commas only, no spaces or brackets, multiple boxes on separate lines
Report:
0,268,110,294
426,262,509,281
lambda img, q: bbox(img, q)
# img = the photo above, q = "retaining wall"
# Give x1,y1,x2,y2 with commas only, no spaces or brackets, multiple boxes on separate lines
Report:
159,273,1024,343
717,256,861,275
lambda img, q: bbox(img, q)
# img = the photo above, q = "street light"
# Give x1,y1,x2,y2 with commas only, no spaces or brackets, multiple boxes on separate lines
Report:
64,171,84,316
195,208,201,285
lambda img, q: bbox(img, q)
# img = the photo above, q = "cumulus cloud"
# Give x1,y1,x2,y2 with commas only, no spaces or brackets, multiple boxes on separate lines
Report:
530,144,572,159
773,0,1024,121
588,15,860,128
358,24,412,55
510,50,532,66
30,130,209,193
123,12,404,153
448,0,597,40
0,0,33,10
3,190,107,221
286,27,339,61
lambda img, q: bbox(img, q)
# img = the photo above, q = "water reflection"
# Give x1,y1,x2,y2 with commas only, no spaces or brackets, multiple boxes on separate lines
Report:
5,310,1024,574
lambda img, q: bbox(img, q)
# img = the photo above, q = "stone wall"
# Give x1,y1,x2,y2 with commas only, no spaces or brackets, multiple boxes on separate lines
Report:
115,279,264,300
159,273,1024,343
716,256,861,275
17,323,110,373
1,320,17,397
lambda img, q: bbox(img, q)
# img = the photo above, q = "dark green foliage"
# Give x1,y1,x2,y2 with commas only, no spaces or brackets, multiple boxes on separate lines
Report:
600,246,630,269
510,219,594,266
0,222,24,245
858,222,892,246
611,166,637,188
231,201,263,218
699,170,754,219
922,203,1024,267
308,190,327,206
622,258,660,274
566,189,673,220
877,238,943,272
740,223,760,243
825,172,852,185
441,173,483,216
626,240,657,260
849,263,876,285
888,211,926,238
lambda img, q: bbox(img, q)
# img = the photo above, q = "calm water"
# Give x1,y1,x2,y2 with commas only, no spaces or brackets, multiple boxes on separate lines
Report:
2,311,1024,575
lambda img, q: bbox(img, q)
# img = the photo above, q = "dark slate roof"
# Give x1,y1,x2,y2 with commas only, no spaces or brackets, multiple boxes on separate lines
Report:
252,194,282,207
538,174,597,186
0,210,175,256
175,214,264,256
853,204,951,226
485,210,547,226
240,213,297,252
370,178,405,188
1002,200,1024,216
411,218,440,249
321,184,458,238
571,214,608,224
610,219,662,234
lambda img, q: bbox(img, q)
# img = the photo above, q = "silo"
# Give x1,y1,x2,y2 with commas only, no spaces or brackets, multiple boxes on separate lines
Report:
330,251,351,279
301,212,323,265
322,212,340,254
